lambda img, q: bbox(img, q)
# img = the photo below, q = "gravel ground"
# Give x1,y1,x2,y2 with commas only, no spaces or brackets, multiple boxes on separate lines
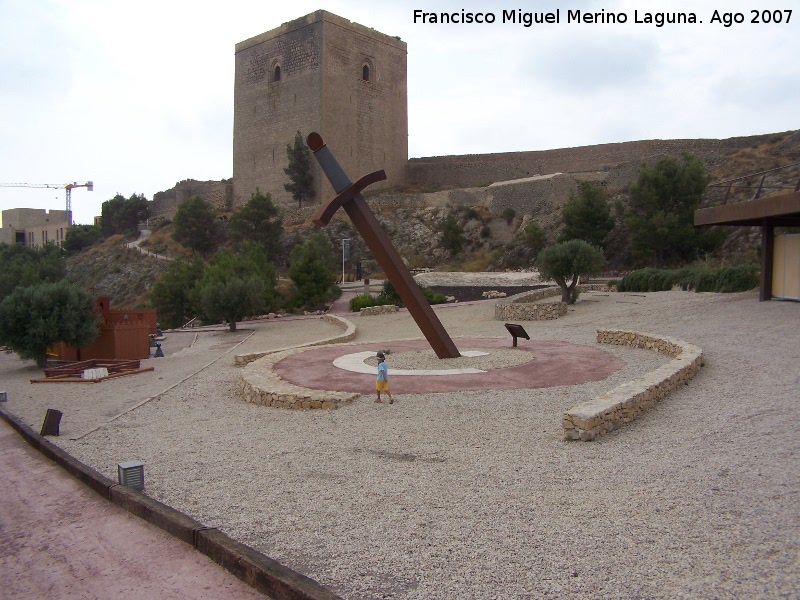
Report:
2,289,799,599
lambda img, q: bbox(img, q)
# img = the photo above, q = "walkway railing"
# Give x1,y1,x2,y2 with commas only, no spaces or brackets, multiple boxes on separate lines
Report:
705,161,800,206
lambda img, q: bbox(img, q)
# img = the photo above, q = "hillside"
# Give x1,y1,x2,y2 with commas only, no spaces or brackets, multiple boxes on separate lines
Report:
65,235,170,308
65,130,799,307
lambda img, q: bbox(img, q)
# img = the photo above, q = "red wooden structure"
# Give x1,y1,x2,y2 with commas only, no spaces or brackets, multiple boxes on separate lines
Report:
53,297,158,361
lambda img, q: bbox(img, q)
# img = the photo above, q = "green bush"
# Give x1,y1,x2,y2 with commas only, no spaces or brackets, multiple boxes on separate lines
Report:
377,280,401,306
374,280,448,307
715,264,759,293
349,294,379,312
692,268,718,293
421,287,448,305
617,265,760,294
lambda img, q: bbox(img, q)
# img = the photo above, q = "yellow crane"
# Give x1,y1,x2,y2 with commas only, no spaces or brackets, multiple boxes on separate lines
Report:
0,180,93,216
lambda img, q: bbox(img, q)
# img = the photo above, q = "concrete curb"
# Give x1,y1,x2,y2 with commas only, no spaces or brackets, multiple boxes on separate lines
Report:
0,405,342,600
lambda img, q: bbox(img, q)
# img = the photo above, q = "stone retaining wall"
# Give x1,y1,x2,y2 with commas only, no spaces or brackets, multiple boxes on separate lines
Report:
359,305,398,316
497,301,567,321
239,347,359,410
494,285,608,320
562,330,703,441
233,315,356,367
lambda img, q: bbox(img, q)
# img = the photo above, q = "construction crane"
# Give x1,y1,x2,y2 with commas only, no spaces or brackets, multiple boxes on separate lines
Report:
0,180,94,215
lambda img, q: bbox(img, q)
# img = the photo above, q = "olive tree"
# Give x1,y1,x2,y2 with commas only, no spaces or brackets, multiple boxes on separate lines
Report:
0,281,100,366
537,240,605,304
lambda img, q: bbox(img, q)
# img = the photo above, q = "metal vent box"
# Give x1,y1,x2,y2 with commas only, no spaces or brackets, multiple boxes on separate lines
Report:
117,461,145,490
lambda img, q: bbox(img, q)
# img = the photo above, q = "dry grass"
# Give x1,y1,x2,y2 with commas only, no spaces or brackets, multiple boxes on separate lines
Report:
710,132,795,181
138,225,193,259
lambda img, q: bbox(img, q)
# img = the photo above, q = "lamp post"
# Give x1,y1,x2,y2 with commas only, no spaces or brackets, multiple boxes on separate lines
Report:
341,238,350,284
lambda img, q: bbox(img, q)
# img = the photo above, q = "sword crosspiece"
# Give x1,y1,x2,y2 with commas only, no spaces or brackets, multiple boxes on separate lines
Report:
307,132,461,359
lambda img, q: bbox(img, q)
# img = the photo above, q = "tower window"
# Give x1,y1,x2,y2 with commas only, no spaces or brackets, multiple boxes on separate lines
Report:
362,65,370,82
274,65,281,81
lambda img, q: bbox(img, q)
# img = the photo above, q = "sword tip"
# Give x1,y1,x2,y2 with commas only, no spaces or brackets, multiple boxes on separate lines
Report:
306,132,325,152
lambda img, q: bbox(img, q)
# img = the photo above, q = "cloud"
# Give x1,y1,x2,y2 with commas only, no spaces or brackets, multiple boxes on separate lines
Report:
523,34,659,93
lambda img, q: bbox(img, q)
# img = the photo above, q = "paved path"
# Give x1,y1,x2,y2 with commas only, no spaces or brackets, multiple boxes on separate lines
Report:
0,418,266,599
125,229,174,262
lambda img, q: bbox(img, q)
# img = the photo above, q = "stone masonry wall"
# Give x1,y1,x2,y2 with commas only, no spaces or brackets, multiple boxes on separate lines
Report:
494,285,608,320
233,10,406,210
405,133,781,190
150,179,232,220
359,304,398,316
562,329,703,441
236,315,359,409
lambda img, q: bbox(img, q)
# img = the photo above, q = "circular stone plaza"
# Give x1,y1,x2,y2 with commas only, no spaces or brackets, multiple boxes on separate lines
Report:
1,284,798,599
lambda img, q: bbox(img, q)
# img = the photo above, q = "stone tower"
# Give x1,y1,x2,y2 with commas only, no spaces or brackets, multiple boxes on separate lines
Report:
233,10,408,209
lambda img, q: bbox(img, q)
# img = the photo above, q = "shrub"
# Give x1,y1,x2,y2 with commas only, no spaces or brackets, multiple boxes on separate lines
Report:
617,265,760,294
349,294,379,312
377,280,401,306
692,268,718,293
502,207,516,224
421,287,448,305
375,280,448,306
438,214,465,253
714,264,759,293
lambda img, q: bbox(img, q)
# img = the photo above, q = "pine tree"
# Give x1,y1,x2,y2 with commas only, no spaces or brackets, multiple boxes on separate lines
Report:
283,131,315,208
559,181,615,249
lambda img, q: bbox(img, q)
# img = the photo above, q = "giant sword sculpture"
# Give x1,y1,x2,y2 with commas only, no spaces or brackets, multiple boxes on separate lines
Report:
307,132,460,359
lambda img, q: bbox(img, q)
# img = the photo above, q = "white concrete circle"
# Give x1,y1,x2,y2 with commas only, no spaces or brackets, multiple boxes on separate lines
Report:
332,350,489,376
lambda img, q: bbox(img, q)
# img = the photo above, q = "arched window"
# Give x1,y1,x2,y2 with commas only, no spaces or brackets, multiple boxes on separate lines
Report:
362,64,370,82
273,65,281,82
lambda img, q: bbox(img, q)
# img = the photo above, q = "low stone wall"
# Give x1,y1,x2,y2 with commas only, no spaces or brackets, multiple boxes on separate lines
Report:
233,315,356,367
494,284,608,320
359,305,398,316
497,300,567,321
239,347,359,410
562,330,703,441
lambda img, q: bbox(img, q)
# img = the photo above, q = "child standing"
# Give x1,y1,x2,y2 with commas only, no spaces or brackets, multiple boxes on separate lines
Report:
375,352,394,404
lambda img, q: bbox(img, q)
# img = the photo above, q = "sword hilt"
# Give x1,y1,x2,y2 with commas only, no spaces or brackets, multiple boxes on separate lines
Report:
306,132,351,193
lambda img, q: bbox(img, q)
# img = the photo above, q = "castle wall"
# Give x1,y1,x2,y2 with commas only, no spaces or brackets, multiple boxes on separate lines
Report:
150,179,232,220
405,134,779,190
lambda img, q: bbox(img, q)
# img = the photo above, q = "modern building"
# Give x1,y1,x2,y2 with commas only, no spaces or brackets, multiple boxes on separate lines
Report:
695,175,800,301
0,208,71,248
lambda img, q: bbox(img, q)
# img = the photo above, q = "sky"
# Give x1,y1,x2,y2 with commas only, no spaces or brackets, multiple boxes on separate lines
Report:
1,0,797,225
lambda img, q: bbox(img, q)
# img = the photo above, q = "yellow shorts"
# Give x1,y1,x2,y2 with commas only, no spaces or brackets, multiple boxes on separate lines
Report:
376,380,389,391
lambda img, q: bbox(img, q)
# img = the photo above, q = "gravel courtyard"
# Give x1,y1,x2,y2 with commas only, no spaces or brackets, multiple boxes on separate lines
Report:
2,289,798,599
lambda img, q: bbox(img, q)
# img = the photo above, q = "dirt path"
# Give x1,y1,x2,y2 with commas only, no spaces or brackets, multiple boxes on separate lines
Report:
0,418,266,599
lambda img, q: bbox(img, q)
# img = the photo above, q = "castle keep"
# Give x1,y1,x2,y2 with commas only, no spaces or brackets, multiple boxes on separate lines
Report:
146,10,797,232
233,10,408,208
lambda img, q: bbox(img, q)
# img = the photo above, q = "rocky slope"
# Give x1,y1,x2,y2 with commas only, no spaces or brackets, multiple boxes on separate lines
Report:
65,235,169,307
66,130,799,306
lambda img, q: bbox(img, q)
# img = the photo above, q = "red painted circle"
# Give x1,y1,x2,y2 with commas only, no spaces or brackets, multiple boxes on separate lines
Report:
273,338,625,394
